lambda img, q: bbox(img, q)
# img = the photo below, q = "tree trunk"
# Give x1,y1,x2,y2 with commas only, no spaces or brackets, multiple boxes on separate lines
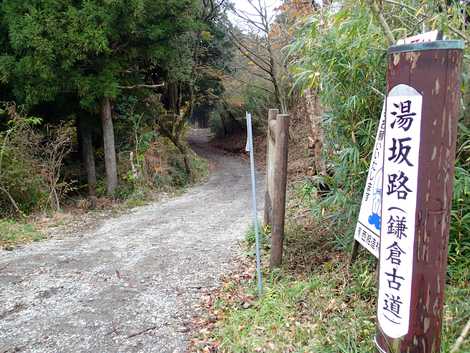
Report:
266,33,286,113
305,89,327,176
190,83,195,117
156,121,192,178
79,119,97,208
266,47,282,112
168,82,179,114
220,114,228,136
101,97,118,195
173,138,192,177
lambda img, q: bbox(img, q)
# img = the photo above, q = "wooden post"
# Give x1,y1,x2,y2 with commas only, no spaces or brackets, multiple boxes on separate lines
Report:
264,109,279,226
270,113,289,268
349,240,360,266
375,41,464,353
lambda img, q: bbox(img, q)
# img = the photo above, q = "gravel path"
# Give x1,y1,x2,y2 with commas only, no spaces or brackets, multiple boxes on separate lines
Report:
0,130,262,353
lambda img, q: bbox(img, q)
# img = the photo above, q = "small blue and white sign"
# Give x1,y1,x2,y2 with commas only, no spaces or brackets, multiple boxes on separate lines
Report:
354,103,386,258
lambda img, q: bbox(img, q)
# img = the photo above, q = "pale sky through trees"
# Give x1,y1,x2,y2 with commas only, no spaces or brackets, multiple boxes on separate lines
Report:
229,0,281,26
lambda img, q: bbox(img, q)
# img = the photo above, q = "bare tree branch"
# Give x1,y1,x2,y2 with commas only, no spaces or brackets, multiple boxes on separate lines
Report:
382,0,470,43
0,186,25,218
229,0,287,111
368,0,396,45
232,8,267,33
118,83,165,90
229,76,274,94
228,30,272,68
202,0,227,21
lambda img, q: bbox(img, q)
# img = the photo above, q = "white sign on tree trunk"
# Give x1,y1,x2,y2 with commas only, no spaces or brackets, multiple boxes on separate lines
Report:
377,84,422,339
353,104,386,258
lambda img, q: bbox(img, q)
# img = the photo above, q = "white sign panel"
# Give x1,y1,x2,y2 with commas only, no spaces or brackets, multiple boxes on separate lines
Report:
354,104,386,258
377,84,422,339
396,30,440,45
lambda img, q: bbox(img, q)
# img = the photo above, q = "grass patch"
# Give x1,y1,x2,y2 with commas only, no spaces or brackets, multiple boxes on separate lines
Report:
244,222,269,251
209,257,378,352
190,152,210,184
0,219,44,250
192,223,470,353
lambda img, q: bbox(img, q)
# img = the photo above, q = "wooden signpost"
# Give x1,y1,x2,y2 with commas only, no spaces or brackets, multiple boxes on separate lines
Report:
352,31,443,263
375,40,464,353
264,110,289,268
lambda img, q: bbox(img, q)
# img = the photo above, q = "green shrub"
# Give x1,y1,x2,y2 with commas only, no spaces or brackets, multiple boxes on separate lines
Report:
449,123,470,282
242,85,274,132
0,107,48,216
208,102,245,138
209,108,228,138
0,144,48,214
289,1,470,282
0,104,74,216
114,95,209,197
289,4,386,249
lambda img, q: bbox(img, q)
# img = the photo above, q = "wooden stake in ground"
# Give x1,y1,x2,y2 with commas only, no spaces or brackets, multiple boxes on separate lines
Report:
264,108,279,227
375,40,464,353
269,113,289,268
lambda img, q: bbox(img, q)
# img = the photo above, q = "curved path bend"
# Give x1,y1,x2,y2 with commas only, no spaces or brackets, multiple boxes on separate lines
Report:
0,130,262,353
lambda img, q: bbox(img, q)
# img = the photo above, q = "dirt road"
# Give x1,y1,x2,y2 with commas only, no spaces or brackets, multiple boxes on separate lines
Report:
0,130,262,353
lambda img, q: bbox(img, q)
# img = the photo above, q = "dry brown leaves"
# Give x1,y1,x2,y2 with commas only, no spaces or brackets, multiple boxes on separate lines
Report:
187,256,256,353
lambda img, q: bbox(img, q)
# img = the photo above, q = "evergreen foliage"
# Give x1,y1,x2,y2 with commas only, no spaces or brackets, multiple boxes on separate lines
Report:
0,0,197,108
0,0,229,206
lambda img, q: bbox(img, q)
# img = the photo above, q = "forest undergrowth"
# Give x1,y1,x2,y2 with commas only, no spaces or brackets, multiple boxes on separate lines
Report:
0,103,209,250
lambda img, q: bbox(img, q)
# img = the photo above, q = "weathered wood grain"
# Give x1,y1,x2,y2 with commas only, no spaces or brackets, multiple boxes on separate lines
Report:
376,46,463,353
